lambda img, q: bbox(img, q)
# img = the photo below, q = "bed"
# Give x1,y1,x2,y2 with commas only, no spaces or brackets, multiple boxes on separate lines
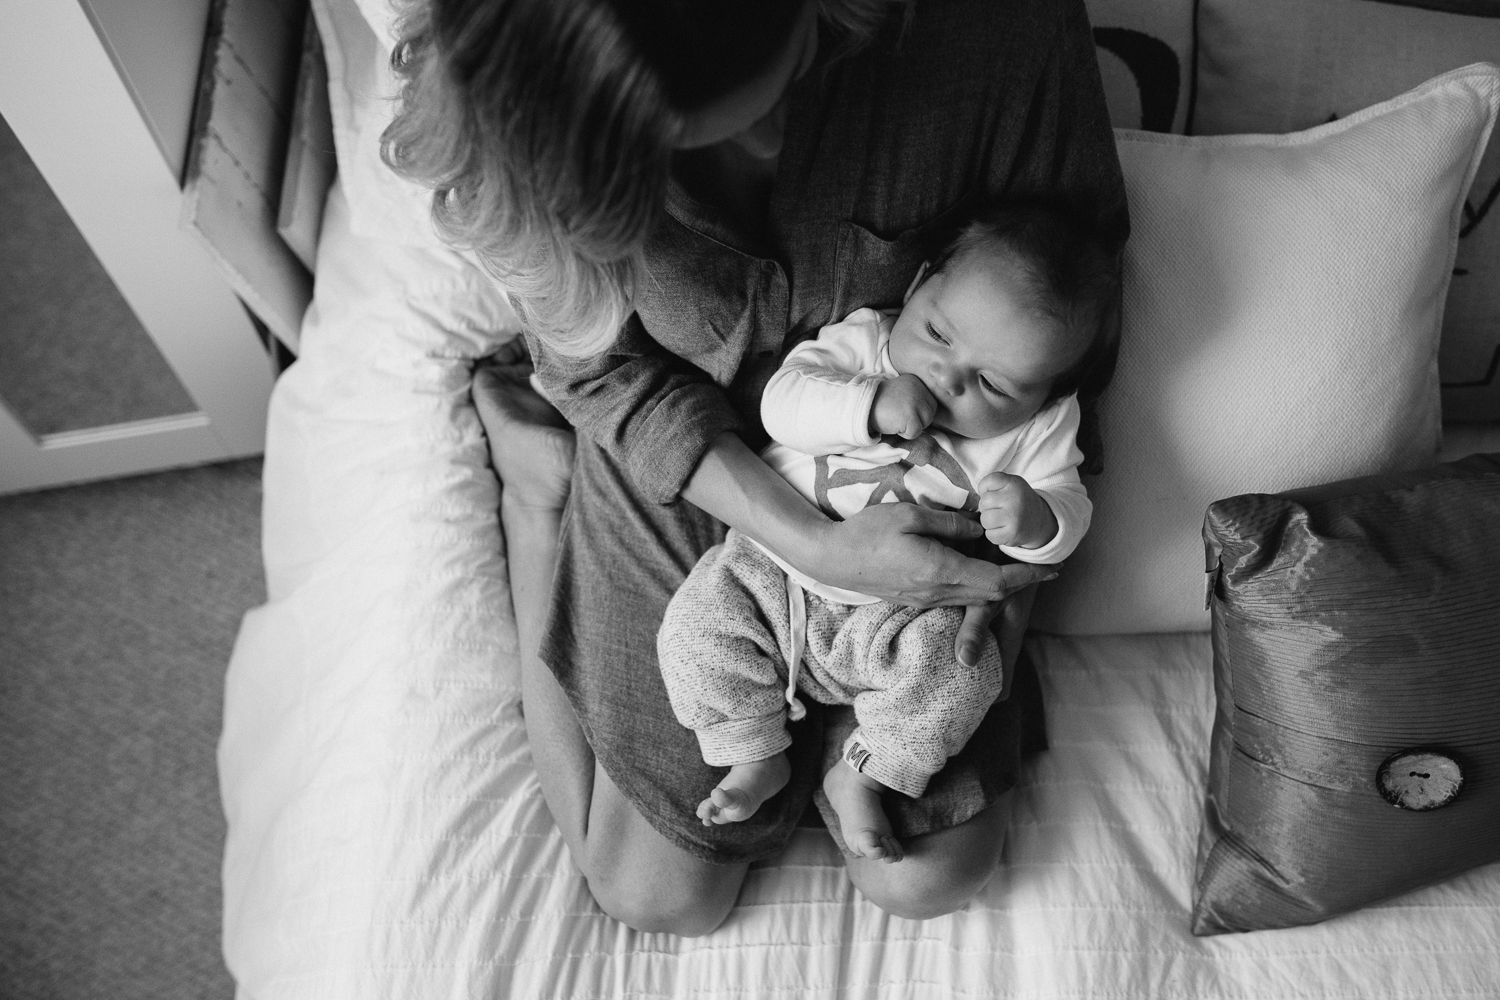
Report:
219,1,1500,996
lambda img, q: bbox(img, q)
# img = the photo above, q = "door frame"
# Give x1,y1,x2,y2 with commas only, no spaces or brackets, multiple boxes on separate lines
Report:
0,0,276,494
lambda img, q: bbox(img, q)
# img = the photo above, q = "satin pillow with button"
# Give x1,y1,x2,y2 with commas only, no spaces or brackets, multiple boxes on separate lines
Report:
1192,452,1500,935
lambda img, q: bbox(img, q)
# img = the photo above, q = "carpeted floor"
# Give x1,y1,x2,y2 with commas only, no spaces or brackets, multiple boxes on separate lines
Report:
0,458,263,1000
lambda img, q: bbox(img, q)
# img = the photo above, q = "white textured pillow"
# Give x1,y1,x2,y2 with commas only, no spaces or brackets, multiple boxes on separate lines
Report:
1031,64,1500,636
1194,0,1500,422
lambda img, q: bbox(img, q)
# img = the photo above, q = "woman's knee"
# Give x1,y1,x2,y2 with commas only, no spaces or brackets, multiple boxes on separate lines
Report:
846,795,1011,920
574,761,749,935
851,853,997,920
584,861,742,936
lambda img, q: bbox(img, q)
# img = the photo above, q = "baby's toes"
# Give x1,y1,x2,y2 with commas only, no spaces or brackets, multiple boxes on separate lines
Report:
709,786,754,823
851,828,892,860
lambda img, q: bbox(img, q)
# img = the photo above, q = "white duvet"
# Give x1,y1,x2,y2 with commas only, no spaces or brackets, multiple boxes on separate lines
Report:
219,178,1500,1000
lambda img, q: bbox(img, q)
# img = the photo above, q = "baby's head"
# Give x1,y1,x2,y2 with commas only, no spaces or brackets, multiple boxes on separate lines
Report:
888,198,1119,439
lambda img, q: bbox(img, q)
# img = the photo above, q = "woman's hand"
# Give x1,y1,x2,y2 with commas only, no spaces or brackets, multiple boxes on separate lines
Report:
802,504,1057,666
473,339,577,512
804,503,1053,607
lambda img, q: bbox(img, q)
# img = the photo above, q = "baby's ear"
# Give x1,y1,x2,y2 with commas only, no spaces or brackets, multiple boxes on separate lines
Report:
903,261,930,305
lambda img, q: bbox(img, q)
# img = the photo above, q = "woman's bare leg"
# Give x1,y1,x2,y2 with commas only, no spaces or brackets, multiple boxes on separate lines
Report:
843,585,1038,917
843,792,1012,918
474,356,747,935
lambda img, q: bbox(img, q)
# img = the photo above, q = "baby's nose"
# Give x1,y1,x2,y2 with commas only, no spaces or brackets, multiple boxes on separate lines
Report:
929,364,963,396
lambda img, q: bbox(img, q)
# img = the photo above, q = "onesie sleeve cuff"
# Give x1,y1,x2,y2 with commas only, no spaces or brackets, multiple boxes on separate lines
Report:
843,377,883,448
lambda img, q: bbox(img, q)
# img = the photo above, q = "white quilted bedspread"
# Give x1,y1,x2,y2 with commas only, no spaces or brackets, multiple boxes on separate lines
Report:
219,181,1500,1000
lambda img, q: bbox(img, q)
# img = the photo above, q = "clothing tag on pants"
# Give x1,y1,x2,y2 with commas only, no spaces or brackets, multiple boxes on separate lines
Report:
844,739,873,773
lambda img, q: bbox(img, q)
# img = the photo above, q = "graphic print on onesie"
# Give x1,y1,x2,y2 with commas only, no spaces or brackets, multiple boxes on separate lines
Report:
812,433,980,520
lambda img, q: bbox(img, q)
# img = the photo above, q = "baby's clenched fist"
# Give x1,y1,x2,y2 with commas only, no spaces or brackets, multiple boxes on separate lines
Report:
870,374,938,439
978,472,1058,549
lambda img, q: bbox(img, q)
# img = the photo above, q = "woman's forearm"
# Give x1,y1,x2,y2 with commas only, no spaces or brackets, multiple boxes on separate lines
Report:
680,432,830,561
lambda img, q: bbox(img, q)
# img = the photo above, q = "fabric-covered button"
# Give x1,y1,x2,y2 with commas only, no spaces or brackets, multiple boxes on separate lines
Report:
1377,750,1463,811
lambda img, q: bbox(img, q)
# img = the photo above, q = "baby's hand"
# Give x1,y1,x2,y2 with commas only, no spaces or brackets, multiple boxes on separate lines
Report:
978,472,1059,550
870,374,937,439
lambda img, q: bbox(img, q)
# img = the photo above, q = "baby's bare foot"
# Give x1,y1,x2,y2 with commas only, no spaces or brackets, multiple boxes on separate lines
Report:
698,754,791,826
823,761,903,863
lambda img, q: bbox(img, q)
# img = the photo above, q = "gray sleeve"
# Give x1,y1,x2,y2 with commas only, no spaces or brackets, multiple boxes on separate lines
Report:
528,316,744,505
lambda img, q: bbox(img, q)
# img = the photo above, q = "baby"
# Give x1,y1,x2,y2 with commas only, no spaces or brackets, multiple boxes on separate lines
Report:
657,200,1118,862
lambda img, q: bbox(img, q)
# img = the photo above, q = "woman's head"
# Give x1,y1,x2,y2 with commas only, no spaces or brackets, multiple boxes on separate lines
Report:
383,0,895,356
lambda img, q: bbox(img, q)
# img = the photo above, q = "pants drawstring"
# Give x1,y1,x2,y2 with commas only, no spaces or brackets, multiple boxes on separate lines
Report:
784,577,808,721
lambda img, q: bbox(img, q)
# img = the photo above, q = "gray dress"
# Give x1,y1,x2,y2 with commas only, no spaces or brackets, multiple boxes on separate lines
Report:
529,0,1129,864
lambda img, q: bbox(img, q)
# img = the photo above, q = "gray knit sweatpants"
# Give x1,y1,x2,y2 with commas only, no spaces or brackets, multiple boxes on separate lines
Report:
657,529,1003,799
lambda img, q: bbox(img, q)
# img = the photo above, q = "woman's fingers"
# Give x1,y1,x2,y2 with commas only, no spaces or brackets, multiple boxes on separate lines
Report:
952,563,1059,665
821,504,1060,606
472,365,577,510
473,364,571,431
944,552,1059,604
485,334,531,367
996,559,1060,592
955,602,1000,667
897,505,986,542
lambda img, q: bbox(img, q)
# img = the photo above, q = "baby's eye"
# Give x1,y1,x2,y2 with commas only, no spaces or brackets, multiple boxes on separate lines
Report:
925,322,947,345
979,374,1007,397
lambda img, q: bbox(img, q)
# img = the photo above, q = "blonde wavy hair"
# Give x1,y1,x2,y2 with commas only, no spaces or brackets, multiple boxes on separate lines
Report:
382,0,903,357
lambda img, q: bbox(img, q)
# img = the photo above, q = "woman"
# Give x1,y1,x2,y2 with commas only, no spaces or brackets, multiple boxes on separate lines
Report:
385,0,1127,933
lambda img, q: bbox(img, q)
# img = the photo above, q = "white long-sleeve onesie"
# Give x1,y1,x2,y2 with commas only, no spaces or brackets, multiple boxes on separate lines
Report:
756,307,1092,604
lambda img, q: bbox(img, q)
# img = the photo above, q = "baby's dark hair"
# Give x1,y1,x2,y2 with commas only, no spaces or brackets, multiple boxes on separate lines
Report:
928,196,1120,405
925,196,1122,473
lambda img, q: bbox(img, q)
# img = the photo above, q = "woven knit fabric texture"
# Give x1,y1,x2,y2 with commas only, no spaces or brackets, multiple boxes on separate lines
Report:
1195,0,1500,421
1032,64,1500,636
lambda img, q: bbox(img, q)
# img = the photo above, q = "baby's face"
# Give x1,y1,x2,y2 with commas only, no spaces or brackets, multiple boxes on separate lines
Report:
888,254,1084,439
